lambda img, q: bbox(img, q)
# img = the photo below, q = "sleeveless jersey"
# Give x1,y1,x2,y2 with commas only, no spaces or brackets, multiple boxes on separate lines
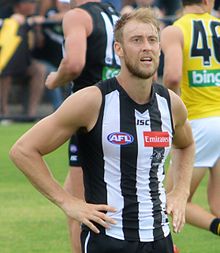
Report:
174,13,220,120
77,77,174,242
72,2,120,92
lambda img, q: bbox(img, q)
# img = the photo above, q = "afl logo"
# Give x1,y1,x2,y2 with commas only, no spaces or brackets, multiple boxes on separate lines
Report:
107,132,134,145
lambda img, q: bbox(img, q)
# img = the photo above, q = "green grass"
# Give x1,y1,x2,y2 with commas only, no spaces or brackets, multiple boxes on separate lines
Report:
1,123,70,253
171,176,220,253
1,123,220,253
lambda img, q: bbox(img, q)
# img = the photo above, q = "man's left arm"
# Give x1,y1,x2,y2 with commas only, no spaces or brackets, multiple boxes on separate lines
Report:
166,90,195,233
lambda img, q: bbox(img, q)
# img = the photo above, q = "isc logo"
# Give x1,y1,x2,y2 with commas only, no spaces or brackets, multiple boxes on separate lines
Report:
136,119,150,125
107,132,134,145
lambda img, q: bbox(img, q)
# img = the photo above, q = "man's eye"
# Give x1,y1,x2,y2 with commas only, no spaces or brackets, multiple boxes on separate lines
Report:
149,37,158,43
133,38,141,42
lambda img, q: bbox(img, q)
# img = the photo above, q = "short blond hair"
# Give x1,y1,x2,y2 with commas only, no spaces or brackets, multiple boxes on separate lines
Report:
114,7,160,43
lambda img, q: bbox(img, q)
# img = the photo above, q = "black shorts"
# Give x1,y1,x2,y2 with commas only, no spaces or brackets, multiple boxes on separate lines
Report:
68,135,81,166
81,230,174,253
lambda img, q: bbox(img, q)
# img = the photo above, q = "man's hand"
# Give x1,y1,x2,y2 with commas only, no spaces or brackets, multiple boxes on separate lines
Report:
166,190,188,233
45,72,59,89
63,198,117,234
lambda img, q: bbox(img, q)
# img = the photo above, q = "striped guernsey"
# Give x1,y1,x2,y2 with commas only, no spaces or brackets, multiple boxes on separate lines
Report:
77,77,174,242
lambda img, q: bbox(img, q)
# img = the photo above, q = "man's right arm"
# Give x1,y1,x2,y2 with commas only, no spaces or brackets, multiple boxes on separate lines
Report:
9,86,116,233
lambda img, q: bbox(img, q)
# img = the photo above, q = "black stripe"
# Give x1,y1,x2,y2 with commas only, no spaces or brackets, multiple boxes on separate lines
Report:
148,95,165,240
78,85,107,234
120,92,139,240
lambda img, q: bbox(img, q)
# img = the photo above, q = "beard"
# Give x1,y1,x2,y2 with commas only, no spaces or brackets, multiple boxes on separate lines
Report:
124,52,158,79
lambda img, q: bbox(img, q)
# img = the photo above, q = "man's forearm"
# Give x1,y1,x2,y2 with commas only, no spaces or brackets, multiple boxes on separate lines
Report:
9,145,71,211
171,142,195,197
54,59,76,88
46,57,81,89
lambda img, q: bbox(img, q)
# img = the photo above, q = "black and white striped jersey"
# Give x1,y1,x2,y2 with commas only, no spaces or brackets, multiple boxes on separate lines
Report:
78,77,174,242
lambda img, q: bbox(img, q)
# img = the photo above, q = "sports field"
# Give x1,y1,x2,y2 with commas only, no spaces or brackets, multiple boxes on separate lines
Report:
1,123,219,253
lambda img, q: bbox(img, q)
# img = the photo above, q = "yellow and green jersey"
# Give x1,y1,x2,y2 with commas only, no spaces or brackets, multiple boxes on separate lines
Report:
174,13,220,120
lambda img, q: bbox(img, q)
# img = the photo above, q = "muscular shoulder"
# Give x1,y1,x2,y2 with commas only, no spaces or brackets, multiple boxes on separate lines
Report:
56,86,102,132
63,8,93,36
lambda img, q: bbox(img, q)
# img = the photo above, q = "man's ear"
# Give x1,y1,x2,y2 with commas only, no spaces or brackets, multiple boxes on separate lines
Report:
114,41,123,58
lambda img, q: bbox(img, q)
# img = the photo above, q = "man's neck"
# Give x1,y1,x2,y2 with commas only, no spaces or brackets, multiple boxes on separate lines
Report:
183,5,207,15
116,73,153,105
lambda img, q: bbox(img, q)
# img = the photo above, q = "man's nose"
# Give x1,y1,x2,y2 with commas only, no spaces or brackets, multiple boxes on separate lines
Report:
142,39,152,51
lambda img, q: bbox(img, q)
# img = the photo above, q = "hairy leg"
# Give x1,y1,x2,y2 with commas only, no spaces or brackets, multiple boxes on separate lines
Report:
186,168,216,230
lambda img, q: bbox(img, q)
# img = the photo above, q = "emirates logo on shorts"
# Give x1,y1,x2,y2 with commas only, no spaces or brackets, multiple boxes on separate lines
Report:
143,131,169,147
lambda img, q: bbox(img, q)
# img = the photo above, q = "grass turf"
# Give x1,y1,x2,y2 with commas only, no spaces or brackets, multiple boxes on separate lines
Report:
1,123,219,253
1,123,70,253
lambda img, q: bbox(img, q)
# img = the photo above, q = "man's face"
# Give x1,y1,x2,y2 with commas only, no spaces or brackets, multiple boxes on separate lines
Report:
118,20,160,79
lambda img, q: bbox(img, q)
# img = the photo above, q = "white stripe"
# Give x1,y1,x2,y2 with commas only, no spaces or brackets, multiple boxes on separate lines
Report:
84,231,90,253
102,90,124,239
135,109,154,241
156,93,173,139
156,93,172,236
101,12,120,66
101,12,113,65
111,15,121,66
